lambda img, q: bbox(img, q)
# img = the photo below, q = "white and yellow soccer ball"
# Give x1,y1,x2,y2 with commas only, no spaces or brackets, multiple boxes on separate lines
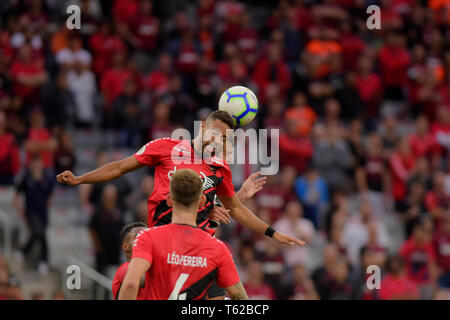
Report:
218,86,258,127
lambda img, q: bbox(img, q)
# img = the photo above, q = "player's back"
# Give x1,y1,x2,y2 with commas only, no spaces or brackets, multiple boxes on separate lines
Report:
132,223,239,300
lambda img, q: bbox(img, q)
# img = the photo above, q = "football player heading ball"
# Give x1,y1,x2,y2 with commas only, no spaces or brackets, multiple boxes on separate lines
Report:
57,110,306,297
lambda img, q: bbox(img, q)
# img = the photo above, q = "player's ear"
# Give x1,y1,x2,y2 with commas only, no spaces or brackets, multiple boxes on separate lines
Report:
122,242,129,253
166,194,173,207
198,194,206,209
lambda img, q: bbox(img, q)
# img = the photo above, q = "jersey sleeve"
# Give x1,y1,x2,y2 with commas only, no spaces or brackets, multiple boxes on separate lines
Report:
131,229,153,265
216,242,240,289
112,263,129,299
216,164,235,197
134,138,169,166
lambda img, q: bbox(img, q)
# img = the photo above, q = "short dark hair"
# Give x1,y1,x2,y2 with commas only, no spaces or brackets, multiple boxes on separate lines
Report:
120,222,147,243
206,110,236,129
170,169,203,207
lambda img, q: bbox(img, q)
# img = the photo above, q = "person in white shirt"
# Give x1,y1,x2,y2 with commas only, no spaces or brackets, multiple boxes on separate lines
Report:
274,200,315,269
66,58,97,127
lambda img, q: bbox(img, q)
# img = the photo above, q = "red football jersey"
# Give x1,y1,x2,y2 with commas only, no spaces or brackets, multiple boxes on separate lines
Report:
134,138,235,228
132,224,240,300
112,262,146,300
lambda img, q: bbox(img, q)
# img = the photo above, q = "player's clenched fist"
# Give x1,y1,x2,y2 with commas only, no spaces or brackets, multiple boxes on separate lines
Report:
56,171,80,186
273,232,306,246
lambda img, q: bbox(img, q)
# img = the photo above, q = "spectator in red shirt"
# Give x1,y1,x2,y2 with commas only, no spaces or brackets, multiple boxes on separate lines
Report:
389,137,416,209
24,108,57,170
89,21,126,76
379,255,420,300
339,21,366,71
400,220,437,286
433,212,450,288
0,111,20,185
279,112,313,174
145,53,172,99
409,115,439,166
378,31,411,101
216,44,248,86
243,261,276,300
355,55,383,118
122,0,160,53
10,44,47,106
252,42,291,103
100,50,133,109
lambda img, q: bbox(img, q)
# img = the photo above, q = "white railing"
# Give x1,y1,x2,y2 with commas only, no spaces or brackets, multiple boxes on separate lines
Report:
67,256,113,299
0,209,12,259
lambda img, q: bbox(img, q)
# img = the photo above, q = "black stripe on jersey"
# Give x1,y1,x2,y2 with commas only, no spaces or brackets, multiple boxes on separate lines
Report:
180,268,218,300
153,199,215,228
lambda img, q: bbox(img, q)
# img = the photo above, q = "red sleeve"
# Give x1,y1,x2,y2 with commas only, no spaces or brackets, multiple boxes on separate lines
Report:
112,263,129,299
131,229,153,265
134,138,168,167
216,242,240,288
216,163,235,197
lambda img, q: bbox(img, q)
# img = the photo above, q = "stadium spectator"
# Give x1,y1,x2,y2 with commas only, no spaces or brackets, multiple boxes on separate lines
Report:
379,255,420,300
399,219,438,297
89,184,125,275
287,263,319,300
243,261,276,300
273,200,315,269
294,164,329,229
41,70,75,131
312,123,352,193
66,57,97,128
24,108,57,170
14,155,55,274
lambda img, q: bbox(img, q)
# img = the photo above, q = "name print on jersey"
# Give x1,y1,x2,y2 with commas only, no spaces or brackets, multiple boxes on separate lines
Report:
167,252,208,268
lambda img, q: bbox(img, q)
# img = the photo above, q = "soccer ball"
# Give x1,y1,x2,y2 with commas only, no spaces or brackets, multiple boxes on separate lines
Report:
218,86,258,127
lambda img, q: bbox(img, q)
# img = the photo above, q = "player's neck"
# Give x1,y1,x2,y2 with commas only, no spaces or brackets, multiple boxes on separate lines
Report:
171,209,197,227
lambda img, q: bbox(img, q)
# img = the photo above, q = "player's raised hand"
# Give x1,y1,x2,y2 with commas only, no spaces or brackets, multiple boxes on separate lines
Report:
238,171,267,200
273,231,306,246
56,170,80,186
209,205,231,224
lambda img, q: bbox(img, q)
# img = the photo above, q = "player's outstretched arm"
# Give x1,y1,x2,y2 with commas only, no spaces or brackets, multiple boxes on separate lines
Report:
118,257,150,300
225,281,249,300
219,194,306,246
57,155,143,186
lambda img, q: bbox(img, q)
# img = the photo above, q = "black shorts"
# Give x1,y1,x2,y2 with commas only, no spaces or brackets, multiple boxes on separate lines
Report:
207,280,225,299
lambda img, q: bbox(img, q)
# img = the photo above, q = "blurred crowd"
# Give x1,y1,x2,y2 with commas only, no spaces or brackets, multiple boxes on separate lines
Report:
1,0,450,299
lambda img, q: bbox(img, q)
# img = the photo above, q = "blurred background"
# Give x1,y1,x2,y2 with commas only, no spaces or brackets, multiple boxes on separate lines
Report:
1,0,450,300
